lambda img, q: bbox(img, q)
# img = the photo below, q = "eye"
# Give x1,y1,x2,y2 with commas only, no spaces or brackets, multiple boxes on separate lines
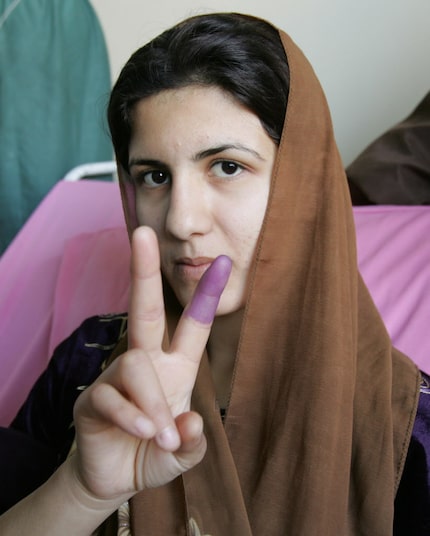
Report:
137,169,171,188
211,160,244,179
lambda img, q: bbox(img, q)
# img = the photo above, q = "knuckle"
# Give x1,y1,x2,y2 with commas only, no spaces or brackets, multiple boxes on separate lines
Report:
117,349,146,375
73,381,108,420
134,303,164,323
86,382,111,411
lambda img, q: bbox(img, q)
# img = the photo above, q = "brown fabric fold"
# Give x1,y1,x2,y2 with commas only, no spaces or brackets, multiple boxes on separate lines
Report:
113,25,419,535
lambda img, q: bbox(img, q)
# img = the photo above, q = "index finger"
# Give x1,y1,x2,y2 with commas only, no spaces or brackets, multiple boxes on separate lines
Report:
170,255,232,357
128,226,165,352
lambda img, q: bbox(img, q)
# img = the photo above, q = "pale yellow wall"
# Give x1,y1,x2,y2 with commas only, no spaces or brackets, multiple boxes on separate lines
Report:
89,0,430,165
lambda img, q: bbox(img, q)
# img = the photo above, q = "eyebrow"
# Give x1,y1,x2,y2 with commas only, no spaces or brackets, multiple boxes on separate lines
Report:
128,158,166,169
128,143,265,169
193,144,265,161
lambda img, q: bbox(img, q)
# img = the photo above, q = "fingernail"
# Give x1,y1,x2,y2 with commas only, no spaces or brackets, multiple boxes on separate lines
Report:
156,426,180,451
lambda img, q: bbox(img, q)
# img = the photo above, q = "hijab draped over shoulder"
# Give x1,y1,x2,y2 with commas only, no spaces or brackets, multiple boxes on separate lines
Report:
110,22,420,536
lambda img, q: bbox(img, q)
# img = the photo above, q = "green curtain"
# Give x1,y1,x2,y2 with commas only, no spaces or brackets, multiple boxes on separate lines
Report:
0,0,112,254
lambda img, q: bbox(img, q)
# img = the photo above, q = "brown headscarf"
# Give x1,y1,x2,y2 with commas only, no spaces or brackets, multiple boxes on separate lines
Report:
111,24,420,536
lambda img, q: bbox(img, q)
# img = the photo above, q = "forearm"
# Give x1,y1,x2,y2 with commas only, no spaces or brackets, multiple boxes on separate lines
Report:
0,455,132,535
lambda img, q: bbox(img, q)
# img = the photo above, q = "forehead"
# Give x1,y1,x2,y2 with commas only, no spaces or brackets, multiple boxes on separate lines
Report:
128,85,268,157
132,84,245,119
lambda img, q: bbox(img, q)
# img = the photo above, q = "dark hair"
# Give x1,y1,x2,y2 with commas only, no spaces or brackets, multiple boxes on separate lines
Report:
107,13,290,172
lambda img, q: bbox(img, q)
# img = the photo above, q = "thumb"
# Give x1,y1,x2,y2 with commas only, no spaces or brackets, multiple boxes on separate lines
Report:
174,412,207,468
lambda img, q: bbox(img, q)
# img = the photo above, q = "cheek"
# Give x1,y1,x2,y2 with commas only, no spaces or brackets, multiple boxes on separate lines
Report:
225,201,266,270
122,182,139,231
135,195,165,232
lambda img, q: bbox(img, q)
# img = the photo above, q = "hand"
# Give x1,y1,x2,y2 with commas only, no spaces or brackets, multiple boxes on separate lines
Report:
72,226,231,502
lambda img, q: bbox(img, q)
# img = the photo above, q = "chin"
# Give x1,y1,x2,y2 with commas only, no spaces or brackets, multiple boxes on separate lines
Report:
213,293,245,318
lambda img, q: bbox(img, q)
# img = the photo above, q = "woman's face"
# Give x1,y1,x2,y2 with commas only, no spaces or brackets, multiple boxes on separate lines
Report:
128,85,277,315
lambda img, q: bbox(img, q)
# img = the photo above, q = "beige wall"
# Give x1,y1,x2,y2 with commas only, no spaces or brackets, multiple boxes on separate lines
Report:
89,0,430,165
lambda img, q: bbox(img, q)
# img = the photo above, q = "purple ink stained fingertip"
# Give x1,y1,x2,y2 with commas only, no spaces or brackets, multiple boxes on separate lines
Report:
185,255,232,324
197,255,232,296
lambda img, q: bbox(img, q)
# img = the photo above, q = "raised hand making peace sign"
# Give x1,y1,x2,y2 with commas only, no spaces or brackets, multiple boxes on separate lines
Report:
73,226,232,501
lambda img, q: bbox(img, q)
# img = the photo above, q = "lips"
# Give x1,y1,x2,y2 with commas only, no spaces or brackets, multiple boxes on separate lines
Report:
174,256,215,281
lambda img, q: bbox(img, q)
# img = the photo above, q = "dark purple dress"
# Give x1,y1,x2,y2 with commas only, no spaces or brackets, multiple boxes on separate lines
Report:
1,314,429,534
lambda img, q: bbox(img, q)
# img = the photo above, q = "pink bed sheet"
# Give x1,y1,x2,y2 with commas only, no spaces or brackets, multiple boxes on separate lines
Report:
0,181,128,424
0,180,429,425
354,205,430,372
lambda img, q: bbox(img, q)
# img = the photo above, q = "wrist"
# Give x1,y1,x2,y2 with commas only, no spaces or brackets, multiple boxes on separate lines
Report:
0,455,136,536
59,455,134,516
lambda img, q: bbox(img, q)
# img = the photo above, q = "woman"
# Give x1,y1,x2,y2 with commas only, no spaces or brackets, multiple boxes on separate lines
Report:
1,12,429,535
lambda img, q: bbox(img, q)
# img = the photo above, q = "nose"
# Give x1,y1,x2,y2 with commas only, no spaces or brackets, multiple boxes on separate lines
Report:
165,175,212,240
